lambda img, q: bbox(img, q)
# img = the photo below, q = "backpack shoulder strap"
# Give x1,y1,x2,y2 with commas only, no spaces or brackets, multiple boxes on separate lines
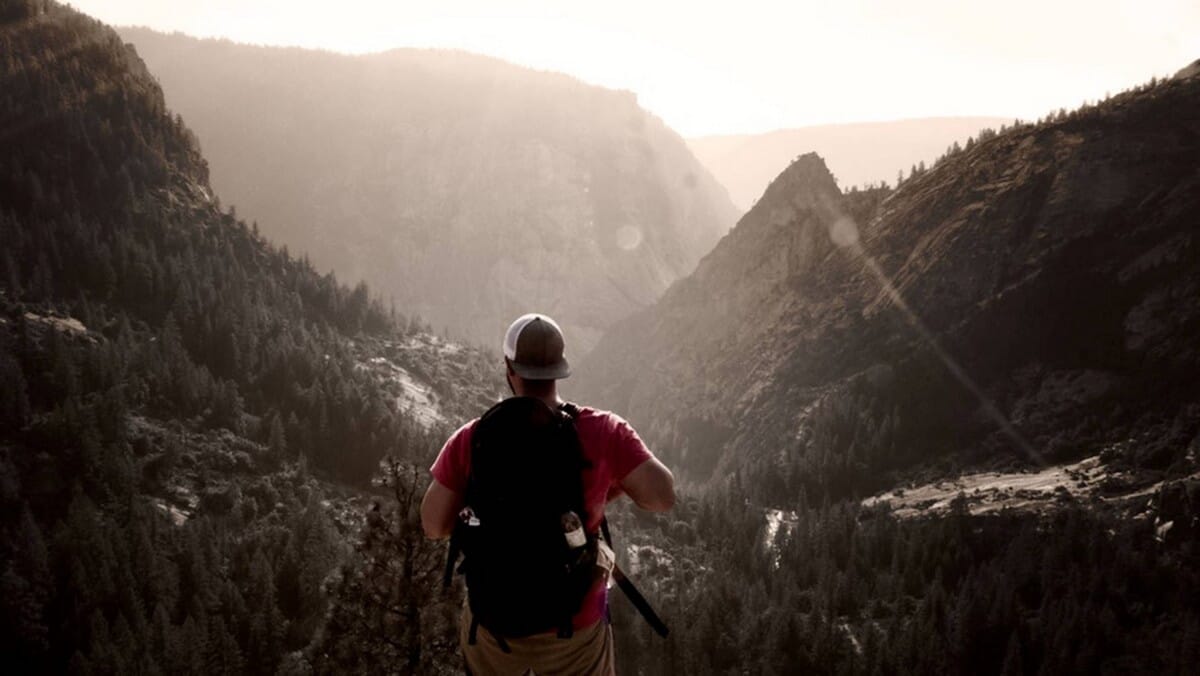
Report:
601,516,670,638
556,402,591,472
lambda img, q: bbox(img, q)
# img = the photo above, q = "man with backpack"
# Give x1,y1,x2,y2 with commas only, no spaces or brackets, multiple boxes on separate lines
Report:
421,313,675,675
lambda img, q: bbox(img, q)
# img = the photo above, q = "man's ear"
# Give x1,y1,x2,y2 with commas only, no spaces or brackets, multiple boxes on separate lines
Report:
503,358,518,396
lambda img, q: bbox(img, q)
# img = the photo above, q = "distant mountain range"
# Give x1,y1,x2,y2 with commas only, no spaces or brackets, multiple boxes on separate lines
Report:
118,28,739,354
689,117,1012,211
582,72,1200,500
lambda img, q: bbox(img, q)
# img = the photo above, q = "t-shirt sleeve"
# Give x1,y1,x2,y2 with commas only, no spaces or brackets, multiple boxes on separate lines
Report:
430,421,474,494
607,414,654,483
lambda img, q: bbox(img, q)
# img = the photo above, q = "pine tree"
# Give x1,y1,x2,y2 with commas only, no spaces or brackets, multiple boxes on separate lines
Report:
0,354,31,428
268,411,288,461
243,550,285,674
315,459,460,674
205,615,243,674
1000,630,1024,676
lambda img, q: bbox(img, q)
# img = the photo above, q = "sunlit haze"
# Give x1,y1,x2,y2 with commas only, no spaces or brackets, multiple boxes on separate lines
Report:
73,0,1199,136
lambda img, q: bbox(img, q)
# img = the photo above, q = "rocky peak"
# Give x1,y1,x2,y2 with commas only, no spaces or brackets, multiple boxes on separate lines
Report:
687,152,844,295
756,152,843,210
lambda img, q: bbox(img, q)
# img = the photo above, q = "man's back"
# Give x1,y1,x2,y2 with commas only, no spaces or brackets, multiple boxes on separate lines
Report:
431,404,656,631
420,312,674,675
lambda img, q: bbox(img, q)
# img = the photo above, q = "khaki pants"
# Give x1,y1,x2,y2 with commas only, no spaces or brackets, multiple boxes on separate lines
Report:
459,605,615,676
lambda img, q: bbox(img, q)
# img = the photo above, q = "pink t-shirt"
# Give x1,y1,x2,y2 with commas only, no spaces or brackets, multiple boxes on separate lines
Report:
430,404,654,630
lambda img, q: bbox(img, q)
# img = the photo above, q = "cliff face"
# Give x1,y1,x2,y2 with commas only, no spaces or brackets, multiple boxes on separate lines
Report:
579,153,860,477
580,75,1200,493
119,29,739,354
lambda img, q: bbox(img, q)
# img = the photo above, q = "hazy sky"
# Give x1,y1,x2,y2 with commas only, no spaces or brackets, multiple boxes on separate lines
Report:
74,0,1198,137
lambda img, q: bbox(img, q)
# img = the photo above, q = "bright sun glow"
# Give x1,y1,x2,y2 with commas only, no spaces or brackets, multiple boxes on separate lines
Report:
72,0,1200,136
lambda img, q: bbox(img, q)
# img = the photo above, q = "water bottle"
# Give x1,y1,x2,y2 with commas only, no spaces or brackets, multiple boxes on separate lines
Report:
460,506,480,527
561,511,586,549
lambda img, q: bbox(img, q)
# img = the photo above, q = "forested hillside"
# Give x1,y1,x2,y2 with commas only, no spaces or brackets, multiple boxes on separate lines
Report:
116,28,739,354
604,482,1200,675
0,2,495,672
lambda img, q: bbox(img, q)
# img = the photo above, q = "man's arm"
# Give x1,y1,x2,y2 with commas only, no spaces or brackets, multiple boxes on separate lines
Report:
619,456,675,512
421,479,462,539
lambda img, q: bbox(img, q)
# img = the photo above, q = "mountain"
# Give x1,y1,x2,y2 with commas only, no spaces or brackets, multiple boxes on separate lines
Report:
581,73,1200,500
584,71,1200,674
689,117,1012,211
0,2,494,671
115,28,739,354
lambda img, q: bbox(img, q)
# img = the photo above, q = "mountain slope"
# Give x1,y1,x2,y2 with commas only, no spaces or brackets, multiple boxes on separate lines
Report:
590,74,1200,673
0,3,493,671
581,74,1200,499
689,116,1012,211
117,28,739,353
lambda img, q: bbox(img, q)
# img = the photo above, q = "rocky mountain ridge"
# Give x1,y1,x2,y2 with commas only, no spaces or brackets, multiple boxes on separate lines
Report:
581,72,1200,501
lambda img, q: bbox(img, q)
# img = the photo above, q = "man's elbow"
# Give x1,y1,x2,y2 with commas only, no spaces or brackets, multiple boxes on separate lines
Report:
423,524,452,540
624,460,676,512
642,491,675,512
419,480,460,539
639,476,676,512
421,514,451,539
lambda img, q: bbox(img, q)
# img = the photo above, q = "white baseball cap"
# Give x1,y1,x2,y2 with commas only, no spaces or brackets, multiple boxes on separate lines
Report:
503,313,571,380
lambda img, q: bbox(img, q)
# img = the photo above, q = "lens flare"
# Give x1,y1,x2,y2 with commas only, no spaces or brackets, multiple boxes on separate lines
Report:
616,225,643,251
831,214,1046,467
829,216,860,248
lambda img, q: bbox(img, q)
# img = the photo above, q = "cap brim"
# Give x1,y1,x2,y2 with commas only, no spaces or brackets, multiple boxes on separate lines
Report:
510,358,571,380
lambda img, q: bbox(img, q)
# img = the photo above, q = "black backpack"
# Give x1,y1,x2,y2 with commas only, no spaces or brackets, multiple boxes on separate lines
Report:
444,397,599,644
